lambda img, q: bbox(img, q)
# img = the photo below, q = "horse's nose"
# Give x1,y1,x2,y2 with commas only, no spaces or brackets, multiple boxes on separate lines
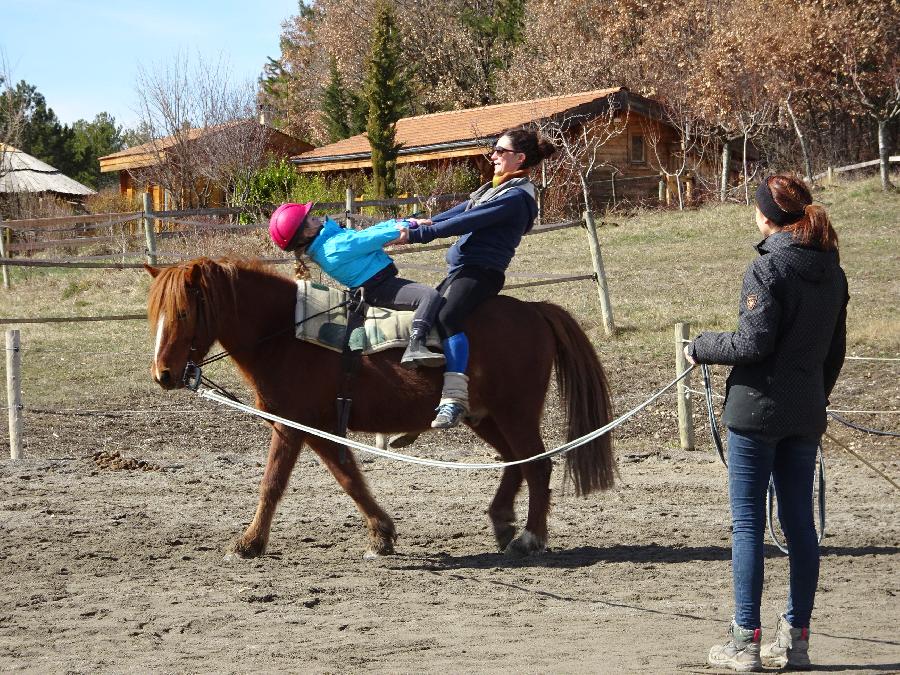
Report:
156,368,173,389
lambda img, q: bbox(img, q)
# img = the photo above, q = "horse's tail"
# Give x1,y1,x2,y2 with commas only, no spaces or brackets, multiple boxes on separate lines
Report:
535,302,615,496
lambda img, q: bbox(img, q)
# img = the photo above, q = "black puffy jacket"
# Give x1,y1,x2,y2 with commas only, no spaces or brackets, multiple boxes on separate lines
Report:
690,231,849,440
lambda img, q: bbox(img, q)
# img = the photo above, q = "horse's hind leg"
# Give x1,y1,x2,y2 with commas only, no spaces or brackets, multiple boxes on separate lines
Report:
308,438,396,557
471,418,523,550
495,423,552,556
509,455,552,555
233,424,303,558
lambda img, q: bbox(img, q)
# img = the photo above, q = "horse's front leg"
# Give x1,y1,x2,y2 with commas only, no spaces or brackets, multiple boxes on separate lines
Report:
307,438,396,558
232,423,303,558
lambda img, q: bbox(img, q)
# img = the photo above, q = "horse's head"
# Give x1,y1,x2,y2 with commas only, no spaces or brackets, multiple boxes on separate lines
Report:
145,260,220,390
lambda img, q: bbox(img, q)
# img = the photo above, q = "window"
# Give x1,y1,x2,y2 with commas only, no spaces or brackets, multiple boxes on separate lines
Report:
630,134,645,164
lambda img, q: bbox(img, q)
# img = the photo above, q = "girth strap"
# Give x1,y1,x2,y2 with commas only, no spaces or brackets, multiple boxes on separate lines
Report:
335,289,368,462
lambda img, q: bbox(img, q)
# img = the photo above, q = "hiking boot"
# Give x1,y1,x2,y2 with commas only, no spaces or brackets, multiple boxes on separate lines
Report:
761,614,811,670
431,402,467,429
400,336,445,369
708,621,762,672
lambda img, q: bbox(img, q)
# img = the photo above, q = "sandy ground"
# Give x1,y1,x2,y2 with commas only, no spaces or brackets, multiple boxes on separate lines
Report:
1,387,897,675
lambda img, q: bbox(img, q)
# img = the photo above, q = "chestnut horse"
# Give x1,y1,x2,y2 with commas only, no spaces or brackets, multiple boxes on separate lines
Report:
146,257,614,557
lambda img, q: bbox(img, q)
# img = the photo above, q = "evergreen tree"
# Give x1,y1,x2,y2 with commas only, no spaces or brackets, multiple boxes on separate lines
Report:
461,0,527,103
322,59,353,142
67,113,125,189
365,1,410,198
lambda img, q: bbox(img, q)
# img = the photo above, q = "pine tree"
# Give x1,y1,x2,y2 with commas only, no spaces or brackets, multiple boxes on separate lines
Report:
365,1,409,199
322,60,352,142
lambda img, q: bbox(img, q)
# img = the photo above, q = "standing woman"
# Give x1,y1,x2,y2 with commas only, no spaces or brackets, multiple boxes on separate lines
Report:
403,126,557,428
685,174,848,672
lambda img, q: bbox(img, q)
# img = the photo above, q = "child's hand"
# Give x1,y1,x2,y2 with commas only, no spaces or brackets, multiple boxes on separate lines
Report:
406,217,432,227
392,225,409,245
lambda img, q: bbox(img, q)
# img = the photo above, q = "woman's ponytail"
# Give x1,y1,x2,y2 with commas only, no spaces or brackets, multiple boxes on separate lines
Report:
769,174,839,253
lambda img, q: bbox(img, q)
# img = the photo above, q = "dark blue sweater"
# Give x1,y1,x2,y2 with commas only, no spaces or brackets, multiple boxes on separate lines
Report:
407,187,538,273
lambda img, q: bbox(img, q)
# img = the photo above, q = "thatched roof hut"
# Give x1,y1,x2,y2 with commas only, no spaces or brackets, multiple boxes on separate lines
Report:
0,144,95,196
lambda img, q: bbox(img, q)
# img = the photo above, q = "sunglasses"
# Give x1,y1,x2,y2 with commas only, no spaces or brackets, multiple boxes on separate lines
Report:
491,145,518,156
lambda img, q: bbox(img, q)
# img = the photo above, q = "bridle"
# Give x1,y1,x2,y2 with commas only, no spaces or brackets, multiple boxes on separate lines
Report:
178,285,359,400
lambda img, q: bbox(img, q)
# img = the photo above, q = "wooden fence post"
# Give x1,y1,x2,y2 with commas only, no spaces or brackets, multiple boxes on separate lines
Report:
826,166,834,186
345,188,356,229
658,174,666,204
583,210,615,336
142,192,157,265
0,217,9,290
675,322,695,451
6,329,23,460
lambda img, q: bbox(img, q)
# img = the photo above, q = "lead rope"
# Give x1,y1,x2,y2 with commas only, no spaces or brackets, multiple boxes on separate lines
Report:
701,364,826,554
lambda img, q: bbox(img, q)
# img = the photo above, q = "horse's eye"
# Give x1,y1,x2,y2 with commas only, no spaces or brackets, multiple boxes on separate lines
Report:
176,310,188,321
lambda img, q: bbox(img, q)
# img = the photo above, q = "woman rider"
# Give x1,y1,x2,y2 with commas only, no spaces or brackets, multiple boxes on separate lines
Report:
269,202,445,368
402,127,558,429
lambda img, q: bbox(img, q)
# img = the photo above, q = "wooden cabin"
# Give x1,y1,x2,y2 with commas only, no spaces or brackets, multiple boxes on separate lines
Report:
98,120,313,211
290,88,730,209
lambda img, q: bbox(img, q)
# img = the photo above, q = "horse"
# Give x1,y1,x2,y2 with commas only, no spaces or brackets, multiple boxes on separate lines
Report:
146,257,614,558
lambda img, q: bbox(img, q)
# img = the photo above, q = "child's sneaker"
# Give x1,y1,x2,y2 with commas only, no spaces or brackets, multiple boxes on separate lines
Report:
761,614,811,670
708,620,762,672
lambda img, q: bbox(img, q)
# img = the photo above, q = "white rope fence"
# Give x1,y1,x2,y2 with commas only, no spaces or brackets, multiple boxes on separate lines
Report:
197,366,696,470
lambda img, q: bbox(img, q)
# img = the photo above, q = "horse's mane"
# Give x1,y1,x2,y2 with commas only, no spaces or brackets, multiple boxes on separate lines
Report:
147,256,286,331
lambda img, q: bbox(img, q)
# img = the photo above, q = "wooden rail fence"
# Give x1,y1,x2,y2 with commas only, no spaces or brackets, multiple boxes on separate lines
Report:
0,191,617,335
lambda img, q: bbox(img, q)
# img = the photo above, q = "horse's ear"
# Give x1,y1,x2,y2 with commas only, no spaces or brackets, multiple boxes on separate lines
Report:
144,264,160,278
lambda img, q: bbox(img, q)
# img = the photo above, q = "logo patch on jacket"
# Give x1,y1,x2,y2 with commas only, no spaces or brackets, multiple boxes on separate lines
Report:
746,293,758,310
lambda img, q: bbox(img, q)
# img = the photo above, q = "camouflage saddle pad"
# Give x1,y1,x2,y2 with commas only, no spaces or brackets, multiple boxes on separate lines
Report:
294,280,441,354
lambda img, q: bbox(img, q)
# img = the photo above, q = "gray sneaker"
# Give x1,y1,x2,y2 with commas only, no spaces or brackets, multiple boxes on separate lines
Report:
761,614,811,670
708,621,762,672
431,402,466,429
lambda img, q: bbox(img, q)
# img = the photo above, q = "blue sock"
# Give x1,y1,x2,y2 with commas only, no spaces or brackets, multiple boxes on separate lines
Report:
442,333,469,373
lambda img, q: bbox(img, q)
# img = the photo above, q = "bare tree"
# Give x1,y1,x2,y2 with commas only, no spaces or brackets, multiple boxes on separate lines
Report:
0,52,25,185
836,2,900,191
643,98,709,210
535,94,629,215
132,52,270,209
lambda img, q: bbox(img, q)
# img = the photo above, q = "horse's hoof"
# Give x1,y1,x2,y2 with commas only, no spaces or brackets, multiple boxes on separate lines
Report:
223,551,250,563
492,522,517,551
231,537,266,559
503,530,546,557
363,546,393,560
388,432,421,449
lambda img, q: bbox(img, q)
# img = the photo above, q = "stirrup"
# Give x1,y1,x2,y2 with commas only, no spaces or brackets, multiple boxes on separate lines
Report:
431,402,466,429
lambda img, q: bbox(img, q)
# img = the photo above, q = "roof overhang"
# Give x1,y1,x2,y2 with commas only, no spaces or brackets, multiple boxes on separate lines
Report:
292,138,498,172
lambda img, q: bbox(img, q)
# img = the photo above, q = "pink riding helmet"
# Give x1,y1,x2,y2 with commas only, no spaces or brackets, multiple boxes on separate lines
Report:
269,202,314,251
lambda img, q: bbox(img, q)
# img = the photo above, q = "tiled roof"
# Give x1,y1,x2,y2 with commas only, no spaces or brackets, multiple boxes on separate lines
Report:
295,88,626,163
98,120,312,171
0,144,96,195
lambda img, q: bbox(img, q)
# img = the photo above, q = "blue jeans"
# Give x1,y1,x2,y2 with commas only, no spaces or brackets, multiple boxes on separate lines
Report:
727,429,820,629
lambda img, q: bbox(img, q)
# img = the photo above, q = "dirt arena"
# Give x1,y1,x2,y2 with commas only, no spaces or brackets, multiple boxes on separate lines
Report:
1,382,897,674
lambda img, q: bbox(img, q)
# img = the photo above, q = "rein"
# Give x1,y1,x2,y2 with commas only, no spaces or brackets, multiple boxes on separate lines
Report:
700,364,826,554
181,293,353,400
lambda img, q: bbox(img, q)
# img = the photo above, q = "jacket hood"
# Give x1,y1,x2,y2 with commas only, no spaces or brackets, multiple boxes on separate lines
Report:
756,231,839,282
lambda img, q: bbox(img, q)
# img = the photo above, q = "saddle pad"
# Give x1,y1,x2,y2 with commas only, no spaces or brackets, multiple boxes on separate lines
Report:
294,280,441,355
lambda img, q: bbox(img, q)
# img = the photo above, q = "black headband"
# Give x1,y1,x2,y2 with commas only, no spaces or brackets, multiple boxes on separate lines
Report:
755,179,806,226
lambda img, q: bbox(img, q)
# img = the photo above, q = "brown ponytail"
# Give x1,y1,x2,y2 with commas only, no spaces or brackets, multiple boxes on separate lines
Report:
768,175,839,252
293,252,312,281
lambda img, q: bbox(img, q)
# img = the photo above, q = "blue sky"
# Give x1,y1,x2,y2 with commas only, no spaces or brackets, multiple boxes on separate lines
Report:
2,0,299,128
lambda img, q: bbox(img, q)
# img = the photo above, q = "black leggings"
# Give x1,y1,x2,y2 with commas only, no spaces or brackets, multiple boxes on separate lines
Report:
434,265,505,338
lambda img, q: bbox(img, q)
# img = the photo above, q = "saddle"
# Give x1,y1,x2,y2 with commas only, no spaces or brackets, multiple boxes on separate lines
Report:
294,280,441,355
